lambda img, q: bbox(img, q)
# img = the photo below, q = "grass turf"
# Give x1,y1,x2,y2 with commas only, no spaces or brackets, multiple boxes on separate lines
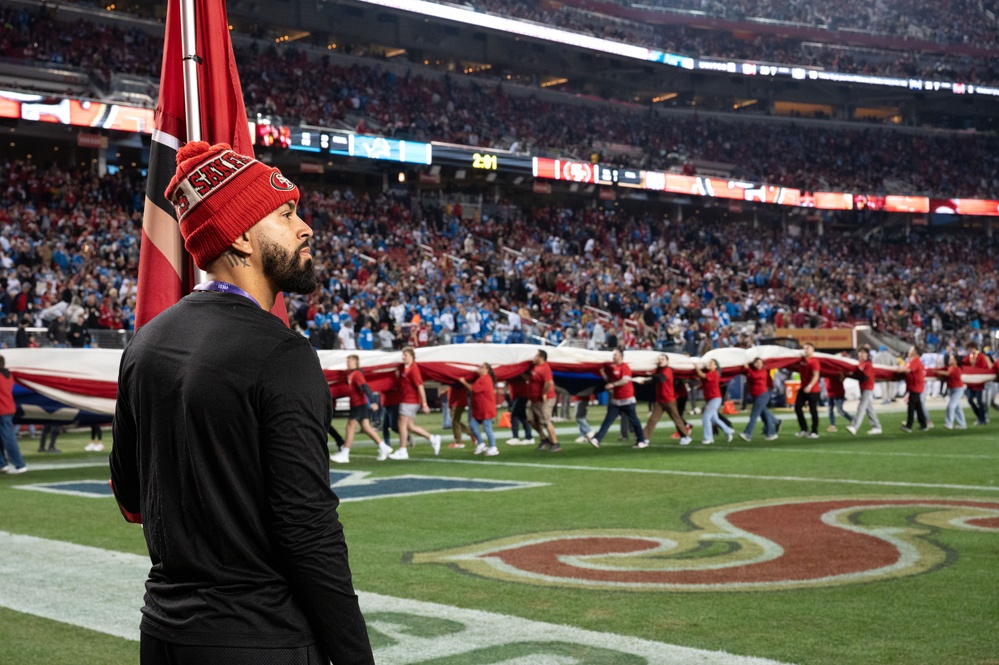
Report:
1,403,997,665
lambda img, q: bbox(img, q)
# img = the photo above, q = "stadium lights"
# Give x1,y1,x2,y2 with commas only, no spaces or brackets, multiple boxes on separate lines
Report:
353,0,999,98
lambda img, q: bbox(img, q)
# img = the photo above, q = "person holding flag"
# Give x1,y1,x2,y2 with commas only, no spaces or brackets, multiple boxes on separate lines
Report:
118,1,372,661
111,142,373,664
899,345,929,433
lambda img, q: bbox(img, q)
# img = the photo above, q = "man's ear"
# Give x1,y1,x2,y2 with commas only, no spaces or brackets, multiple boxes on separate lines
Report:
230,231,253,256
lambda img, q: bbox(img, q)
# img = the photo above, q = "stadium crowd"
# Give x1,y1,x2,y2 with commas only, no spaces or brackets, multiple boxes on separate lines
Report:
2,158,996,359
455,0,999,83
5,6,999,198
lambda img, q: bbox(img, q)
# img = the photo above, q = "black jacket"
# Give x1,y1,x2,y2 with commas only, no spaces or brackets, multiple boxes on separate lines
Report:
110,291,373,662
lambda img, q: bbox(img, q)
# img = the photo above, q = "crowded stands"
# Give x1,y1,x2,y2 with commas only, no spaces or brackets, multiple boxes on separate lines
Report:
4,6,999,199
2,158,996,355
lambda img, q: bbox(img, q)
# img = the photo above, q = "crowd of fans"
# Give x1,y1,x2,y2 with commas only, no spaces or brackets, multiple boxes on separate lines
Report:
477,0,999,48
456,0,999,82
4,6,999,199
2,158,995,359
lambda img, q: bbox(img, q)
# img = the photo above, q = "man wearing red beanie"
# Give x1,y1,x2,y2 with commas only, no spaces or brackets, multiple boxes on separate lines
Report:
111,142,374,664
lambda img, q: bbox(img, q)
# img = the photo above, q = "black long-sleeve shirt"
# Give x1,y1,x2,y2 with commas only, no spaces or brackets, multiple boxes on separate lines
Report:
110,291,373,663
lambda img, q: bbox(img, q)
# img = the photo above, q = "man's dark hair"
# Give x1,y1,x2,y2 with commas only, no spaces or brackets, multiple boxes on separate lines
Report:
537,349,548,361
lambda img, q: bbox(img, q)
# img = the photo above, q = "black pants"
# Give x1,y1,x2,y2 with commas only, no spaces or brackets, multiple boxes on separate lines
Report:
381,404,399,446
967,388,987,424
511,396,533,440
904,391,928,429
795,391,820,434
140,633,325,665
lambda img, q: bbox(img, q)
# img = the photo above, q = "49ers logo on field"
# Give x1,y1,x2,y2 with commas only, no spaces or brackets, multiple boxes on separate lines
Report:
411,496,999,592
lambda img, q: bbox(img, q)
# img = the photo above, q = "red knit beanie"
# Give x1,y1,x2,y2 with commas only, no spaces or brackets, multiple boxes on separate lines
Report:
164,141,299,269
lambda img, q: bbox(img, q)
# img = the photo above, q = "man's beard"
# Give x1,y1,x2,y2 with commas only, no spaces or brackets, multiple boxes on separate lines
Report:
260,237,318,294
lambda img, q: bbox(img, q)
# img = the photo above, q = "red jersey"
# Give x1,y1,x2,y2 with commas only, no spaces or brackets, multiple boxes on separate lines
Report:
347,369,370,408
469,374,497,421
904,358,925,393
529,363,555,401
654,367,675,403
447,384,468,409
675,378,688,398
702,370,721,401
745,367,769,398
825,376,845,399
946,366,964,390
857,360,875,391
380,387,402,407
0,372,15,416
962,352,990,389
800,357,821,393
605,362,635,401
508,376,529,399
401,362,424,405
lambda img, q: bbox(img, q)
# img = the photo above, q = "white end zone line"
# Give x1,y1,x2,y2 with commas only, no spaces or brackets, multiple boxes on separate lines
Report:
0,530,793,665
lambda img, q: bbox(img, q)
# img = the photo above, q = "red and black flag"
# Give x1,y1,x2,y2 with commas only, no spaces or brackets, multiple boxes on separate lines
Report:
136,0,288,327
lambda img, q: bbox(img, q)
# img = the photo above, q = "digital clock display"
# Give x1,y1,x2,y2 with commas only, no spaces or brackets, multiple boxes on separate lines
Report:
472,152,499,170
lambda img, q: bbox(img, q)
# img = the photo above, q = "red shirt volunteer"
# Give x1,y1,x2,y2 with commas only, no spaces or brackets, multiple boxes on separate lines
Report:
347,370,370,408
508,376,528,399
0,372,15,415
470,374,497,421
529,363,555,401
605,362,635,401
946,366,964,390
962,352,990,389
745,368,769,398
447,384,468,409
857,360,875,391
702,370,722,401
905,357,925,393
654,367,675,403
825,376,845,399
801,357,821,393
401,362,424,404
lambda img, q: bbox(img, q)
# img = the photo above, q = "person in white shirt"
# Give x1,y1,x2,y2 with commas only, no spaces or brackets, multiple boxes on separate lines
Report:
378,324,396,350
507,310,521,331
466,308,481,338
338,324,356,350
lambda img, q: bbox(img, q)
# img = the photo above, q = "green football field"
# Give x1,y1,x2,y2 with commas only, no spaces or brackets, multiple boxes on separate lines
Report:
1,402,997,665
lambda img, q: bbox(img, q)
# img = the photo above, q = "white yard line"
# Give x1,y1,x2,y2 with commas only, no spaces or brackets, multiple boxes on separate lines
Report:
412,458,999,493
0,530,791,665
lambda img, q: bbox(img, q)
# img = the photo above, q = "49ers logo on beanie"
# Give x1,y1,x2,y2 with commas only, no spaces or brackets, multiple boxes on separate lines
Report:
165,141,300,270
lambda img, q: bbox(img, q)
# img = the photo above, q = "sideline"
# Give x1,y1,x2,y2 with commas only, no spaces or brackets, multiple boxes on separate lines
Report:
0,530,791,665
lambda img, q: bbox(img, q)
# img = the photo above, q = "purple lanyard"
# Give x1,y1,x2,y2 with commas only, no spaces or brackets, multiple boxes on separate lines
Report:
193,280,261,308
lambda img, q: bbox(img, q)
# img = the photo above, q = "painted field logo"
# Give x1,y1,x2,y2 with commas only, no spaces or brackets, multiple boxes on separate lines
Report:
411,496,999,592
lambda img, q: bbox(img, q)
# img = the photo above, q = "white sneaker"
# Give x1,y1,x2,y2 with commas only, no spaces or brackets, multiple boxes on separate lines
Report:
632,440,649,449
91,442,105,452
329,449,350,464
726,432,734,443
574,436,586,443
84,442,95,451
377,443,393,461
520,438,535,446
474,443,488,455
868,428,882,435
0,465,8,473
586,434,600,448
702,439,713,445
846,425,858,436
388,448,409,460
7,465,27,474
765,434,778,441
679,436,692,446
943,423,953,430
506,438,521,445
807,432,820,439
430,435,442,456
484,447,499,456
795,431,808,438
738,432,751,442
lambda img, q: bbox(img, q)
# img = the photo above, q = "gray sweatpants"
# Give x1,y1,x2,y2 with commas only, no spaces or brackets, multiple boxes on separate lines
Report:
853,389,882,431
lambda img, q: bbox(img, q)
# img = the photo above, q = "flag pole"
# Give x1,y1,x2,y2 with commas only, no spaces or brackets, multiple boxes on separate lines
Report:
179,0,207,285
